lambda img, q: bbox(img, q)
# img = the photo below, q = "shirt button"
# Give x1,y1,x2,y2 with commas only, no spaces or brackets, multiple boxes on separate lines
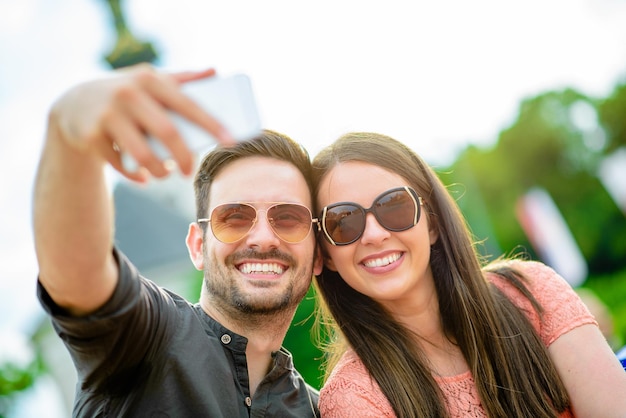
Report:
220,334,232,344
245,397,252,407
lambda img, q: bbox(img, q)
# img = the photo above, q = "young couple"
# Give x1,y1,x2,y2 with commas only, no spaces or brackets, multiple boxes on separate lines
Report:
33,66,626,417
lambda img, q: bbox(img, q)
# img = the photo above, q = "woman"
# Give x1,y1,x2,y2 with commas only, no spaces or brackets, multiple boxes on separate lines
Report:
312,132,626,417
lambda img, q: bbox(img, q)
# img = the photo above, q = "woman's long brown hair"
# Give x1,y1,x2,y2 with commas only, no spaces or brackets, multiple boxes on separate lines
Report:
312,132,570,417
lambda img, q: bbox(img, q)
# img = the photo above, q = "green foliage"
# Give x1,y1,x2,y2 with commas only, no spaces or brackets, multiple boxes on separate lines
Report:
598,82,626,153
283,287,324,390
0,355,41,417
444,87,626,274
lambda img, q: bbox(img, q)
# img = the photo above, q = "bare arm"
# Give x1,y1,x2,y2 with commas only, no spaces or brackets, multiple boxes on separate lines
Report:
33,113,118,316
549,324,626,417
33,65,233,316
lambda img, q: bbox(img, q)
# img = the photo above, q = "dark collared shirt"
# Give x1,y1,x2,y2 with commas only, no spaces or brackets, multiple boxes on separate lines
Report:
38,249,319,417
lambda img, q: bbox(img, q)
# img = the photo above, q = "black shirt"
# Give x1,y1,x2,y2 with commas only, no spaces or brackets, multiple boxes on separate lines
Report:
38,249,320,417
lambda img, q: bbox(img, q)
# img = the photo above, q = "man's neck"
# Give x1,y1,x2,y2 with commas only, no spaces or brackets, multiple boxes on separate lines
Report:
200,297,296,396
201,296,295,338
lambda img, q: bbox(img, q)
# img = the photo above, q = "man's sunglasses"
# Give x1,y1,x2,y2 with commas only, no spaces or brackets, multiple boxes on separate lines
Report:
198,202,318,244
319,186,423,246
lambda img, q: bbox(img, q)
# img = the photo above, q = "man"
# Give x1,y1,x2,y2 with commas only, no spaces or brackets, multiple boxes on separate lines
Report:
32,65,323,417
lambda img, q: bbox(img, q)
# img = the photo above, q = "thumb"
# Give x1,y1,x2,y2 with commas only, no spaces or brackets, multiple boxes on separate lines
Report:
172,68,217,84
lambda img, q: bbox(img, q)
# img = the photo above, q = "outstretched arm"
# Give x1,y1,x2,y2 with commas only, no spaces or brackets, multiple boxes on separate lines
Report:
33,65,233,316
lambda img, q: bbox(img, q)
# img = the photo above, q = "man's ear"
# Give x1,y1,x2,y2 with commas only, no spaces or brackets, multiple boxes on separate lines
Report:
186,222,205,271
316,241,338,272
313,245,324,276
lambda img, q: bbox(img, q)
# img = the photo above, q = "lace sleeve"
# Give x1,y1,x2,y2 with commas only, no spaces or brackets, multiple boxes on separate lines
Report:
489,260,597,347
319,351,396,418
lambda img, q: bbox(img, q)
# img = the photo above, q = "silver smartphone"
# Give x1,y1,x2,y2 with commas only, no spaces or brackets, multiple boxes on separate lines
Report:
122,73,262,172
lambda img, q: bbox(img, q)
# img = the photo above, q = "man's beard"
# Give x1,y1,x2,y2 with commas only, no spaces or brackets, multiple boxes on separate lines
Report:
203,248,312,318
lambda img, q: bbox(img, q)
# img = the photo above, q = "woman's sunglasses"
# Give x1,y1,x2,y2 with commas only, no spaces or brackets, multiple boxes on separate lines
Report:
319,186,423,246
198,202,317,244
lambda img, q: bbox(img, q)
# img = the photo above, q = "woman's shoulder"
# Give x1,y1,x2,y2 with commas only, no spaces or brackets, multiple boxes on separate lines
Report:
486,259,596,346
486,259,573,299
320,349,395,417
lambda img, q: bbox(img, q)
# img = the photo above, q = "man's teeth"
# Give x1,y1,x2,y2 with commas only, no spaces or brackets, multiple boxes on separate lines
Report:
239,263,284,274
363,253,401,268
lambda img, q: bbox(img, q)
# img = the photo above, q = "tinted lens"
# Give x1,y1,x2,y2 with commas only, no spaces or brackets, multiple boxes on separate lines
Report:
210,203,257,243
322,204,365,245
267,203,314,243
209,203,313,243
322,187,419,245
375,189,418,231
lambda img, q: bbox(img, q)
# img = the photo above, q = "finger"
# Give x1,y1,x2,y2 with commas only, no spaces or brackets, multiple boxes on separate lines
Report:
162,87,236,151
92,135,150,183
132,71,235,173
105,73,192,175
171,68,217,84
103,111,171,179
139,68,236,147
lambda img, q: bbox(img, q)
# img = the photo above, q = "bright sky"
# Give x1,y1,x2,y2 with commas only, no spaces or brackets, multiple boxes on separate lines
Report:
1,0,626,415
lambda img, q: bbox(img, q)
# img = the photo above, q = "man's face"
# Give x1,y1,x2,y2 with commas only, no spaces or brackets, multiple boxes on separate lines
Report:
188,156,322,318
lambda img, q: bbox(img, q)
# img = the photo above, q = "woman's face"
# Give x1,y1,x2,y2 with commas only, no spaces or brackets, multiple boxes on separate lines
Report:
316,161,439,311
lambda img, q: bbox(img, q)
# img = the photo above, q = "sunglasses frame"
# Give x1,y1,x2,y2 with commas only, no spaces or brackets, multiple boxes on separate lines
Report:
198,202,319,244
319,186,423,246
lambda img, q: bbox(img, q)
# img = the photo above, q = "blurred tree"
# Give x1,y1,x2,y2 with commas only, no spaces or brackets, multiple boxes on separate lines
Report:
445,88,626,274
0,352,42,417
598,82,626,153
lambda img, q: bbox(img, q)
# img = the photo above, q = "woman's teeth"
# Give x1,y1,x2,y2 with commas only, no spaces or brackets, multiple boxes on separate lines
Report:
363,252,401,268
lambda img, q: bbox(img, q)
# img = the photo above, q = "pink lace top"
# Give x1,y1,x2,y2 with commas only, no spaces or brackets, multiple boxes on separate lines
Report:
318,261,597,417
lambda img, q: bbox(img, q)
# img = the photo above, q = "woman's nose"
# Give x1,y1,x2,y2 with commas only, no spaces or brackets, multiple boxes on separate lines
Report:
359,213,391,245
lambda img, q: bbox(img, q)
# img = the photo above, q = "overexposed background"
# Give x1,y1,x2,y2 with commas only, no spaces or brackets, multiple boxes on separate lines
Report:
2,0,626,416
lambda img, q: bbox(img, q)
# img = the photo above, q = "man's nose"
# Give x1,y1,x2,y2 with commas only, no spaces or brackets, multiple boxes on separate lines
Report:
244,211,281,248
